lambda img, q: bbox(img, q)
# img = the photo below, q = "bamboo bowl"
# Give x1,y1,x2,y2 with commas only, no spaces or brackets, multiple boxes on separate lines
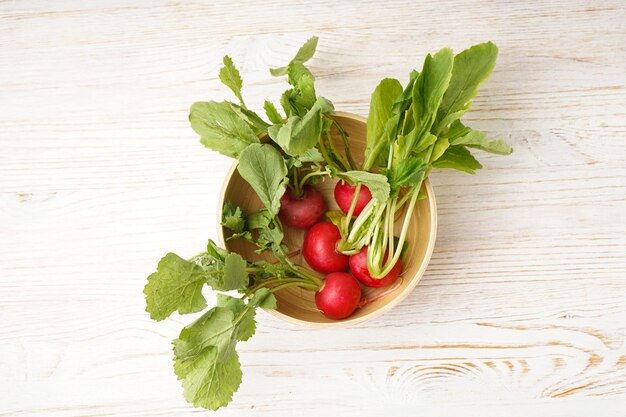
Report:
218,112,437,327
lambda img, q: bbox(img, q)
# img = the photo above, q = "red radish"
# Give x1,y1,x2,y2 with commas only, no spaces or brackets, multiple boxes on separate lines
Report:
334,181,372,217
315,272,362,319
279,186,326,229
302,221,349,273
349,246,402,288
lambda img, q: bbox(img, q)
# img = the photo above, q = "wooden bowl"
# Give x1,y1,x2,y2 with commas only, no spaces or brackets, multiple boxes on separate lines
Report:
217,112,437,327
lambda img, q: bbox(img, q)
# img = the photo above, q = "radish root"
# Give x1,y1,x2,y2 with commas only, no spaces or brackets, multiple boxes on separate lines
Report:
357,277,403,308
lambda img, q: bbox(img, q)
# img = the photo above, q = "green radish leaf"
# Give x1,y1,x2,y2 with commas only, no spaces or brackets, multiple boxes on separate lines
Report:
434,42,498,134
222,202,253,242
229,103,270,134
223,253,248,291
411,132,438,154
384,114,401,143
219,56,245,107
264,101,284,124
447,121,512,155
178,347,242,411
271,109,322,156
384,158,427,194
392,70,419,115
396,48,453,161
325,209,345,229
216,295,256,341
190,101,259,158
436,106,470,134
365,78,403,170
173,307,242,410
269,97,333,156
286,148,324,169
256,227,285,255
294,74,316,109
144,253,207,321
206,240,228,263
313,96,335,114
237,144,288,217
289,63,315,86
289,36,319,64
297,147,324,163
402,104,416,135
247,209,272,230
225,232,253,243
173,307,236,364
250,287,277,309
285,156,302,169
430,137,450,162
280,88,297,117
369,113,401,168
335,170,390,203
221,201,246,233
289,106,323,153
412,48,453,130
444,118,471,139
452,132,512,155
197,250,247,292
252,260,287,282
270,36,319,77
247,209,284,254
432,145,482,174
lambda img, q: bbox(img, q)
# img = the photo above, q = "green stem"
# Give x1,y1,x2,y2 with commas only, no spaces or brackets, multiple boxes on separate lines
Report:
380,204,389,256
387,198,396,260
243,277,299,299
318,134,337,171
270,281,318,293
370,140,435,277
362,140,385,171
243,275,319,300
347,199,376,242
395,188,414,210
372,186,419,278
367,222,386,276
267,233,300,271
334,120,357,170
326,132,351,171
370,220,382,261
401,104,413,134
292,166,302,197
343,183,361,232
294,266,324,288
298,169,329,191
336,199,379,254
360,204,386,245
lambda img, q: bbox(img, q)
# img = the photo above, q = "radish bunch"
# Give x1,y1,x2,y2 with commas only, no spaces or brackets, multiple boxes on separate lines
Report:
298,182,402,319
145,37,512,411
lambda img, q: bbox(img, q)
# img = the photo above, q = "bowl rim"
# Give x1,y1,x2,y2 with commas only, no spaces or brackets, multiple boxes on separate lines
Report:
217,111,438,328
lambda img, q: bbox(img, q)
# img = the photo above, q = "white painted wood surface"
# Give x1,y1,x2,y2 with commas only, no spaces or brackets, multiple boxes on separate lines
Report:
1,1,626,415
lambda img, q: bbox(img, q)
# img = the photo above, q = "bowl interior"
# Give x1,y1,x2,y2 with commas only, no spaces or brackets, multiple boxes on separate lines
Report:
218,112,437,327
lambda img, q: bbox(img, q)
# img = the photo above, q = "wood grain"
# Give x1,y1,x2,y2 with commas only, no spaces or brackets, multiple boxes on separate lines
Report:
1,0,625,416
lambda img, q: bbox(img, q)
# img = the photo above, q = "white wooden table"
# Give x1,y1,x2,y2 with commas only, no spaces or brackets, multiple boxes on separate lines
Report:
2,1,626,416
